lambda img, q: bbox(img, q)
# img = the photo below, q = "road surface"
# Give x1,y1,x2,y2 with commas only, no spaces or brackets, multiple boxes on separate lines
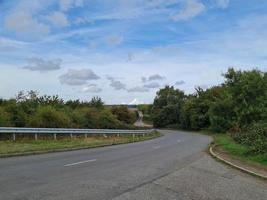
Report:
134,111,152,128
0,130,266,200
134,111,145,127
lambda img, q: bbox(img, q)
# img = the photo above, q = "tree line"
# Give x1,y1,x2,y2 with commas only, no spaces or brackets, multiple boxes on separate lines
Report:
151,68,267,154
0,91,137,129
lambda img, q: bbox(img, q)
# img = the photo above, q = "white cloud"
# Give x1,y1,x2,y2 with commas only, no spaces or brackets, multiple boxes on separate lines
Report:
172,0,205,21
107,76,126,90
59,0,84,11
141,77,147,83
175,80,185,85
106,35,124,46
128,86,149,93
143,82,160,88
59,68,100,85
215,0,230,9
82,84,102,93
22,57,62,72
4,12,50,38
47,11,69,27
0,36,28,52
148,74,165,81
75,0,84,7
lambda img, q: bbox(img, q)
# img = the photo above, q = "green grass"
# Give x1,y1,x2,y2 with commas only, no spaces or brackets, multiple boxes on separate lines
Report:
0,131,161,156
214,134,267,167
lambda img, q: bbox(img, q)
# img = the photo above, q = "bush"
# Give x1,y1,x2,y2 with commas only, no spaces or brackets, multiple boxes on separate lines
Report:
209,97,234,133
28,106,72,128
232,122,267,154
97,110,124,129
71,107,100,128
0,107,13,126
111,106,137,124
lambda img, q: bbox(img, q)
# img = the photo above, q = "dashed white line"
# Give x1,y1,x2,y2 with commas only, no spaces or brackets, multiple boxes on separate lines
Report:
177,140,181,143
153,146,161,149
64,159,97,167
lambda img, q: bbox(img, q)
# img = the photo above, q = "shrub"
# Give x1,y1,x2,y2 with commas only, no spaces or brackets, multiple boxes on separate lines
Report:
0,107,13,126
97,110,124,129
111,106,137,124
28,106,72,128
232,122,267,154
71,107,100,128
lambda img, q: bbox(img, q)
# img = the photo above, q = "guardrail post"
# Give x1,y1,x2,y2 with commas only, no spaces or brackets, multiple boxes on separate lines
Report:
53,133,57,140
34,133,38,141
132,133,135,141
70,133,73,139
117,134,120,137
12,133,16,141
85,133,87,139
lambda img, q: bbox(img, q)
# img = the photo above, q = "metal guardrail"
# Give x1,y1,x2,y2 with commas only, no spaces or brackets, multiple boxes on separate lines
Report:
0,127,155,141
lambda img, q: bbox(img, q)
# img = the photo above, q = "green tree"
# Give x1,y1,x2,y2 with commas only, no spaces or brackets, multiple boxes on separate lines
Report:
0,107,13,126
223,68,267,128
111,106,137,124
28,106,71,128
152,86,185,128
89,96,104,109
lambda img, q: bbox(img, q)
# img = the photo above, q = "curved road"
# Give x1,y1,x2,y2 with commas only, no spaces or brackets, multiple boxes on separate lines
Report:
0,130,266,200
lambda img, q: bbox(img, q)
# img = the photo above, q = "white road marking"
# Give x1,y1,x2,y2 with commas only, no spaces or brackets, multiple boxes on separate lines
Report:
64,159,96,167
177,140,181,143
153,146,161,149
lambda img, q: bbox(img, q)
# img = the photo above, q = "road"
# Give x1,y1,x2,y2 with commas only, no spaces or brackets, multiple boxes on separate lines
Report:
134,111,152,128
134,111,145,127
0,130,267,200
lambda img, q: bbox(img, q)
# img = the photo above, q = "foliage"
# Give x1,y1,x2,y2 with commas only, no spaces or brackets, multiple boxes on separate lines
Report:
111,106,137,124
137,104,153,124
89,96,104,109
231,122,267,154
152,86,185,128
214,134,267,166
28,106,72,128
0,92,133,129
224,68,267,127
0,107,13,127
97,109,124,129
151,68,267,154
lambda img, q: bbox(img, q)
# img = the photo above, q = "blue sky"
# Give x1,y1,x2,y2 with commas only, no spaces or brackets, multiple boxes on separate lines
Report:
0,0,267,104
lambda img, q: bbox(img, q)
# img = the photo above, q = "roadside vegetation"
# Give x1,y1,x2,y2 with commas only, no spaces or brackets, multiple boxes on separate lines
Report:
137,104,153,124
0,92,137,130
0,131,160,156
213,134,267,166
151,68,267,165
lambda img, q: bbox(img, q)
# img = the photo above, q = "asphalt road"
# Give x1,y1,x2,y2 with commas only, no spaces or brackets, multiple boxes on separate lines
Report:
0,130,267,200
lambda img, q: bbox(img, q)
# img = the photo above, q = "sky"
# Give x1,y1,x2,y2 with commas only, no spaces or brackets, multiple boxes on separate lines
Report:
0,0,267,104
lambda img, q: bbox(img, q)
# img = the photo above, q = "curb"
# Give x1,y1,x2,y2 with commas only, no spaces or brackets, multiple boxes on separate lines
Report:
209,145,267,180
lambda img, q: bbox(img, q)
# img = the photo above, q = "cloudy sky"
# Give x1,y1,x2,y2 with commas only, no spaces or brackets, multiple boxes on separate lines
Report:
0,0,267,104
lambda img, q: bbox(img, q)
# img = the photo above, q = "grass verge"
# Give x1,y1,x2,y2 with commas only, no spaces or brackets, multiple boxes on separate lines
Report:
0,131,161,156
213,134,267,167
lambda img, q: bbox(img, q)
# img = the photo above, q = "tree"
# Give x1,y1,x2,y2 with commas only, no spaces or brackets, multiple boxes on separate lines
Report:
28,106,71,128
0,107,13,126
152,86,185,128
89,96,104,109
111,106,137,124
223,68,267,128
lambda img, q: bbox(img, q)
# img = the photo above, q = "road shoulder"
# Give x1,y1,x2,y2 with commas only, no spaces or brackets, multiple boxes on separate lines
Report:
210,145,267,180
112,153,267,200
